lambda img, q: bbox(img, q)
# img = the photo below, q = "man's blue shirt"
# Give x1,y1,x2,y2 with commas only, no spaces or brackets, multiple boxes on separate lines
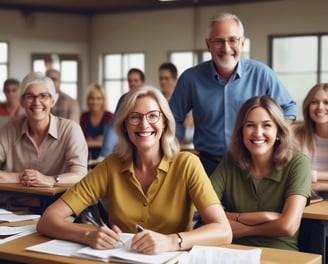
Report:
169,59,296,157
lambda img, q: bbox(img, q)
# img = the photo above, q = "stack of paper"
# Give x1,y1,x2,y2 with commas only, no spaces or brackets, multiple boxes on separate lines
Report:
26,233,183,264
0,208,40,222
0,224,37,244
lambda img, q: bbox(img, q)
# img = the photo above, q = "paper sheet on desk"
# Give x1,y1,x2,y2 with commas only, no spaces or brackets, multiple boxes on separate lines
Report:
0,209,40,222
178,245,261,264
27,234,182,264
0,224,36,244
77,233,182,264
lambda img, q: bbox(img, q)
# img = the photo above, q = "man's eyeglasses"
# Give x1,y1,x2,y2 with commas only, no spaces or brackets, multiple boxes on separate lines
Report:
23,93,52,103
127,110,161,126
209,37,242,48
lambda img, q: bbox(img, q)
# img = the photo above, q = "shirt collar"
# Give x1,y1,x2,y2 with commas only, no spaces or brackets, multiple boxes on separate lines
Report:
243,168,282,183
211,59,243,81
121,155,171,175
19,114,58,139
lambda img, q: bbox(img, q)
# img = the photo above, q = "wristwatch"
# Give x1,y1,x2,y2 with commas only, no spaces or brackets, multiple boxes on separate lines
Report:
54,175,60,183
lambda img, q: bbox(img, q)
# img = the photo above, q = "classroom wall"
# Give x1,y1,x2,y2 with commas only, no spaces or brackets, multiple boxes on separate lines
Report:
1,0,328,110
0,10,90,106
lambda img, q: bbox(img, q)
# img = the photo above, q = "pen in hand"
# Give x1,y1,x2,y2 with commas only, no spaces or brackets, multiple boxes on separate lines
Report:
84,210,126,247
136,224,144,233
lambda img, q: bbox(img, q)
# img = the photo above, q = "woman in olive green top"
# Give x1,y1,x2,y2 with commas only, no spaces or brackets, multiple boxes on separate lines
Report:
211,96,312,250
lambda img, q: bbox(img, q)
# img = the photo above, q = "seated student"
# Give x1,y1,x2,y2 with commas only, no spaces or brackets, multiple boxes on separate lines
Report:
292,83,328,199
0,72,88,210
0,78,24,127
210,96,311,251
37,86,232,254
80,83,114,159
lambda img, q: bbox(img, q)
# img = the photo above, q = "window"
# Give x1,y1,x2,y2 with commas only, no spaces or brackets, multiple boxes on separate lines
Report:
270,34,328,120
169,38,250,77
102,53,145,112
32,54,80,100
0,42,9,102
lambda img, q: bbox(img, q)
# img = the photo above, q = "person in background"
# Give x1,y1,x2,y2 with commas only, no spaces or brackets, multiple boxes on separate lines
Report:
97,68,145,160
0,72,88,211
158,62,178,100
292,83,328,199
211,96,311,251
46,69,80,123
169,12,296,176
159,62,194,148
80,83,114,159
0,78,24,126
37,86,232,253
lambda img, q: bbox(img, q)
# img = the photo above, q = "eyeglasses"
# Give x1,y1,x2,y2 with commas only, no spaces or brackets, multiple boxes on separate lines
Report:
127,110,161,126
209,37,242,48
23,93,52,103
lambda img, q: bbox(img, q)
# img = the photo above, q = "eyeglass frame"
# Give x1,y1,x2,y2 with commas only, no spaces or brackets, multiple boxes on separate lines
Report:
127,110,162,126
22,93,52,103
208,37,243,48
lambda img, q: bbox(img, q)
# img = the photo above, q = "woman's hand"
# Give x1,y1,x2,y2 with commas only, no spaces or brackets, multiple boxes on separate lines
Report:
85,225,123,249
131,229,178,254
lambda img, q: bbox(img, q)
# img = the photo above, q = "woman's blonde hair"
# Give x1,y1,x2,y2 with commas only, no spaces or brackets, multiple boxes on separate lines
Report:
293,83,328,155
230,96,293,170
85,83,107,111
113,86,180,161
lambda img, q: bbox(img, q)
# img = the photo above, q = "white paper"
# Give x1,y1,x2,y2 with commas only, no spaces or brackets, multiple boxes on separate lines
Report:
0,212,40,222
27,233,182,264
0,224,37,244
178,245,262,264
26,239,86,257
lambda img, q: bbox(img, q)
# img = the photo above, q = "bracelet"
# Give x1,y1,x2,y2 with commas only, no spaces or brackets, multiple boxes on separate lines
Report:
176,233,183,249
235,213,241,222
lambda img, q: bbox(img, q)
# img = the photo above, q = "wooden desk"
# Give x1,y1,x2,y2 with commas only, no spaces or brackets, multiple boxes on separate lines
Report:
0,183,71,196
301,201,328,264
0,183,73,213
303,201,328,220
0,232,322,264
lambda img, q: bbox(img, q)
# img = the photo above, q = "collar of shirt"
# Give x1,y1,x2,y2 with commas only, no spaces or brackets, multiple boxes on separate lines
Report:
20,114,59,140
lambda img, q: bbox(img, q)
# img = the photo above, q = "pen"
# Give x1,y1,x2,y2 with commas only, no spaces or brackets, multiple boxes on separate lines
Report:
136,224,144,233
84,211,126,247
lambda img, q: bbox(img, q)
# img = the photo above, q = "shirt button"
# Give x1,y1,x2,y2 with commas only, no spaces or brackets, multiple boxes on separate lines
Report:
140,218,145,222
143,202,148,207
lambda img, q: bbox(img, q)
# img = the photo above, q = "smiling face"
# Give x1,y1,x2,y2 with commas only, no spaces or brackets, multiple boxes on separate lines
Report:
242,107,278,160
21,83,55,123
125,96,165,153
206,19,244,78
308,88,328,126
88,90,104,112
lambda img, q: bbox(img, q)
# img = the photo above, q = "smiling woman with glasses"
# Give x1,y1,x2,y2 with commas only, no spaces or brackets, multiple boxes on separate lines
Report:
37,85,232,255
0,71,88,212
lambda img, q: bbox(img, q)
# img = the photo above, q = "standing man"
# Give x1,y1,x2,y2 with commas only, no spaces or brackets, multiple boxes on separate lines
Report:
46,69,80,123
169,13,296,176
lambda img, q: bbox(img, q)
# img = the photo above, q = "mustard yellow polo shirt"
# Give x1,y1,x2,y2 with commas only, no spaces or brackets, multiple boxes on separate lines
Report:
62,151,219,234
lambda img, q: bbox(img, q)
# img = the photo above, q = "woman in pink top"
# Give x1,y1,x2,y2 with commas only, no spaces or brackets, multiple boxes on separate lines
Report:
293,83,328,199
